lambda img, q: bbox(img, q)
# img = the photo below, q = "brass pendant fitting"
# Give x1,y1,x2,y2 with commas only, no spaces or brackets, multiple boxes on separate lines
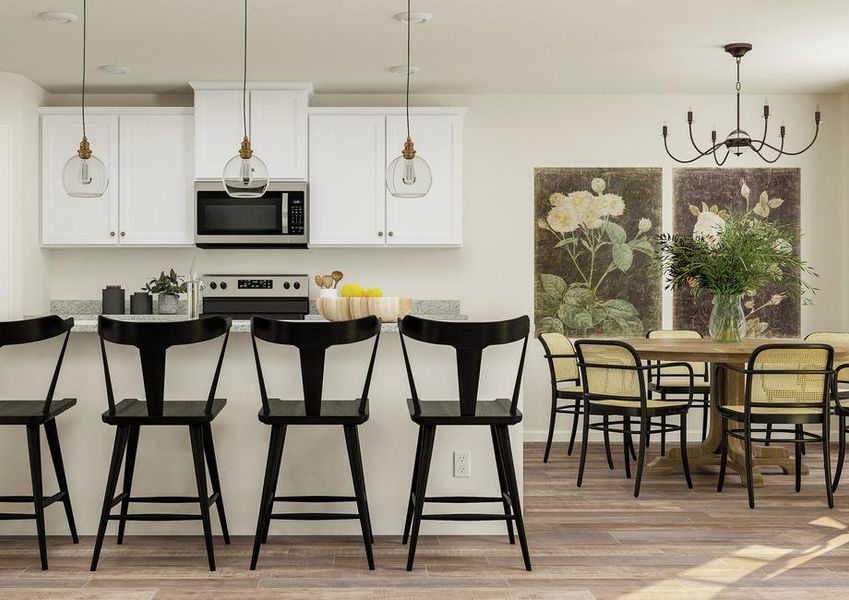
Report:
77,136,93,159
239,136,254,159
402,136,416,160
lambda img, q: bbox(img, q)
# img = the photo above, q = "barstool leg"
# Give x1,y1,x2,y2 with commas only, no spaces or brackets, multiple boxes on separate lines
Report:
117,425,140,545
406,425,436,571
344,425,375,570
261,425,287,545
202,424,230,544
349,426,375,544
25,425,47,570
43,419,78,544
250,425,285,570
496,426,532,571
91,426,130,571
402,426,425,544
490,425,515,544
189,425,216,571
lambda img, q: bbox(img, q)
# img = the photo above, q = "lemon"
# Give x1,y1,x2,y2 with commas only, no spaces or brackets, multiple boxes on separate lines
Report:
366,288,383,297
341,283,366,298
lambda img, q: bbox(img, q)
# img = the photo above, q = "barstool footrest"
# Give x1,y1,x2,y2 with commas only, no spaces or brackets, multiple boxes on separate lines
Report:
127,493,220,506
424,495,508,504
421,513,516,522
0,512,37,520
270,512,360,521
274,495,357,503
0,492,65,507
107,513,204,521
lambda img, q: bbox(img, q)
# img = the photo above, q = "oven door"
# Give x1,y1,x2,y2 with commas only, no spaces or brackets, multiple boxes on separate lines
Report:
194,182,308,248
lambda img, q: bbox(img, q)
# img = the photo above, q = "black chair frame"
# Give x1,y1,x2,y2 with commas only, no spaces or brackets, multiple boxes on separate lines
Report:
0,316,78,570
645,331,711,455
249,316,381,571
832,364,849,492
399,315,532,572
714,343,834,509
574,339,695,498
91,316,232,571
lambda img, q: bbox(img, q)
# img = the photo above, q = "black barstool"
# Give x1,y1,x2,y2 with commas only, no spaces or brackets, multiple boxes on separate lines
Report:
91,316,232,571
249,315,381,570
399,315,532,572
0,316,78,570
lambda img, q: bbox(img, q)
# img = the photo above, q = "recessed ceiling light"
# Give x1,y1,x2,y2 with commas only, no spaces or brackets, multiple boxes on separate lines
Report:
39,11,78,24
389,65,420,76
99,65,131,75
393,11,432,25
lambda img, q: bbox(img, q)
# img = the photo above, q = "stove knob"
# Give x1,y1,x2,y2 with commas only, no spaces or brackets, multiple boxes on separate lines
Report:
293,281,301,290
283,282,291,290
209,281,217,290
220,281,228,290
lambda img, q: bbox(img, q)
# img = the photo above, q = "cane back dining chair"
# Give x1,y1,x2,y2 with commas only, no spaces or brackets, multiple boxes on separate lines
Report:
92,316,232,571
715,343,834,509
399,315,532,572
539,332,628,467
0,316,78,570
248,316,381,571
645,330,711,455
574,339,695,497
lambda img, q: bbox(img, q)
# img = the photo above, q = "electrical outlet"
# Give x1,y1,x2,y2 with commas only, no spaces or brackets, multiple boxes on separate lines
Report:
453,450,470,478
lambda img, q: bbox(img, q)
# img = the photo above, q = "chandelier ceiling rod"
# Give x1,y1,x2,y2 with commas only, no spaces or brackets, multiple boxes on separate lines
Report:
662,43,821,165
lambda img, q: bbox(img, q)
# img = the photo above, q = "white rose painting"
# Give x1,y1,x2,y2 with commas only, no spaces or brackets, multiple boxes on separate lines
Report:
535,168,662,336
672,168,802,337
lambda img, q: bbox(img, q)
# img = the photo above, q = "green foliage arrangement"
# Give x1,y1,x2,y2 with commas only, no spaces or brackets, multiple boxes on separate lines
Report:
143,269,187,296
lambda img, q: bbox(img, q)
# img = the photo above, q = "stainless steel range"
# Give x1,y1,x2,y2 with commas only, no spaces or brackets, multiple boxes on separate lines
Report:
201,274,309,320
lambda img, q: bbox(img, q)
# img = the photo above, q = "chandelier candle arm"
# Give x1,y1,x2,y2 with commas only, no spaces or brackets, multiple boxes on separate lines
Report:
661,43,820,164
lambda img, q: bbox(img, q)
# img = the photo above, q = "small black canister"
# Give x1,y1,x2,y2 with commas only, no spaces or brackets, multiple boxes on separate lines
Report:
102,285,126,315
130,292,153,315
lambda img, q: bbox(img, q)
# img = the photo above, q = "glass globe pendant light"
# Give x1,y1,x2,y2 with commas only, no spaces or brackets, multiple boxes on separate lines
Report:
386,0,432,198
63,0,108,198
222,0,269,198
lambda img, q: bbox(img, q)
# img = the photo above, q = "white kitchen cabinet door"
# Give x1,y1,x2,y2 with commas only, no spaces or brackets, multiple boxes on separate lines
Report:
119,114,194,245
385,114,462,246
41,114,120,245
309,114,386,246
250,89,308,180
193,89,244,179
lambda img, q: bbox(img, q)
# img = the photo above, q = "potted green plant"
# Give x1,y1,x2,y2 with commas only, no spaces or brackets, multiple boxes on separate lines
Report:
144,269,187,315
655,213,815,342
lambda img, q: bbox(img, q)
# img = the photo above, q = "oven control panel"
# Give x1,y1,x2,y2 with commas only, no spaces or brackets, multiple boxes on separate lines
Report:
202,274,308,298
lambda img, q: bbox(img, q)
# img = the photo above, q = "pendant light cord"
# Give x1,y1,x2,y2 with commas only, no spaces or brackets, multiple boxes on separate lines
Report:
405,0,411,139
242,0,248,139
81,0,87,138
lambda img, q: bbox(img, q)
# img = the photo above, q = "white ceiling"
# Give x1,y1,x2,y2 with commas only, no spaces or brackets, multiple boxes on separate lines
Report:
1,0,848,95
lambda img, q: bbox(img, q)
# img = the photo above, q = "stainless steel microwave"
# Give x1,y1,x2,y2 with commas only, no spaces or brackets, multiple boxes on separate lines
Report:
194,181,308,248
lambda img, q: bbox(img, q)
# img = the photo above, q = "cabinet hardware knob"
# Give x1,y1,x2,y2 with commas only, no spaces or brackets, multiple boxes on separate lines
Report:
388,231,394,237
120,231,126,237
110,231,116,237
378,231,384,237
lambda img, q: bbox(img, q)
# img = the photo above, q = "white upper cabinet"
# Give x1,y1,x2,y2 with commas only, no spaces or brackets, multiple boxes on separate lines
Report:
385,114,463,246
41,113,120,245
308,108,464,247
40,108,194,247
191,83,311,180
119,114,194,245
309,113,386,246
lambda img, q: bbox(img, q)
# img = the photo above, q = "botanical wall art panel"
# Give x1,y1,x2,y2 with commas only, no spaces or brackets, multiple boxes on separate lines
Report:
535,167,662,336
672,167,801,337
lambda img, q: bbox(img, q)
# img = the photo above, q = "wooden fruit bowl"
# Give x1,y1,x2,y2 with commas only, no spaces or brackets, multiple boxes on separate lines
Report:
316,297,412,322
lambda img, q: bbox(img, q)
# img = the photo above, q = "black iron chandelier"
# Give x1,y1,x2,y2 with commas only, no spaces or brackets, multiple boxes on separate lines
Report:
662,43,821,165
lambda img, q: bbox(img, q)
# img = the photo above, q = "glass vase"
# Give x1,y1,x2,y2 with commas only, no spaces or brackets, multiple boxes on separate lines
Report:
709,294,747,343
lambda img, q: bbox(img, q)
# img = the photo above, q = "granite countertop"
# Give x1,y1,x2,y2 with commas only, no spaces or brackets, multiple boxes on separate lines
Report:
45,299,466,333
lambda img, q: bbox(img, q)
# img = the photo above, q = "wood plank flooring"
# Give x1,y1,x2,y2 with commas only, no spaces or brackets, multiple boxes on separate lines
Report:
1,441,849,598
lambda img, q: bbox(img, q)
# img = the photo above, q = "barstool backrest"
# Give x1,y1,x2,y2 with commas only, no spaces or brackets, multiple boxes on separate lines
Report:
399,315,530,417
98,316,232,417
0,315,74,414
251,316,382,417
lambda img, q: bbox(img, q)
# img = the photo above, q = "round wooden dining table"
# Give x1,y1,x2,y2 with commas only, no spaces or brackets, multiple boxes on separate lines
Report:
618,337,849,487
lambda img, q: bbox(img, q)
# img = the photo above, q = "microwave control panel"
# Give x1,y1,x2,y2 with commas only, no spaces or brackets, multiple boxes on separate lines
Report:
287,196,305,235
